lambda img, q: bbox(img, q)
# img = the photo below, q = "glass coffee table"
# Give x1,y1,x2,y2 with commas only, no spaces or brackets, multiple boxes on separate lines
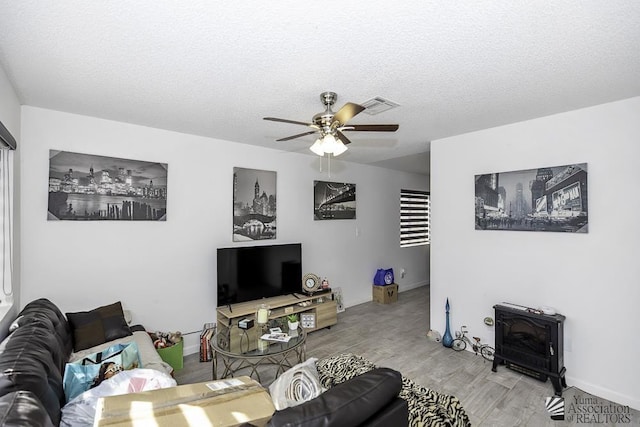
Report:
211,328,306,383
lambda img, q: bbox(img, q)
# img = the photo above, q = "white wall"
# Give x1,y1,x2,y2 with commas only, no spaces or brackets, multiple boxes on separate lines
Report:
430,97,640,410
19,106,429,355
0,64,20,338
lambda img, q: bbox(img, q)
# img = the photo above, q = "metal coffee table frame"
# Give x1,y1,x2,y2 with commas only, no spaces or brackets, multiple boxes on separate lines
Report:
211,329,306,383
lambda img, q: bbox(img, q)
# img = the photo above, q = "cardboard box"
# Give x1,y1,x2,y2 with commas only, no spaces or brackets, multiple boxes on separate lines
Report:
372,283,398,304
95,376,275,427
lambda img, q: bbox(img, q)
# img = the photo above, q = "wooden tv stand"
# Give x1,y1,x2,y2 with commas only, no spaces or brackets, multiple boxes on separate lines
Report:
216,291,337,353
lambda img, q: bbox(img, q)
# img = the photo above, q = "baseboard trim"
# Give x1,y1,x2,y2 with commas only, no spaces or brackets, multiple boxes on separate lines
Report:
346,282,429,308
566,376,640,411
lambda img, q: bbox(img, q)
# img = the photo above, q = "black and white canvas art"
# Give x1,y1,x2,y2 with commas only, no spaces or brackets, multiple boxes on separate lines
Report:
314,181,356,220
475,163,588,233
48,150,167,221
233,167,277,241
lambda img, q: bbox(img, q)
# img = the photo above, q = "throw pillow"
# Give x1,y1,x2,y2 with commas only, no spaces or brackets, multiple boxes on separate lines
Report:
269,358,323,410
66,301,132,351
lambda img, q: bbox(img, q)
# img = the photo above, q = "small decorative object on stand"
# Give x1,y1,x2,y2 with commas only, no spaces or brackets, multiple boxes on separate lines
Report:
301,313,316,329
256,304,270,325
286,314,299,331
442,298,454,348
302,273,320,294
256,304,272,352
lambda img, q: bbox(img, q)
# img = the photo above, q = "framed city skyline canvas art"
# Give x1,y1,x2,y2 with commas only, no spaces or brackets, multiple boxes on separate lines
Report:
314,180,356,220
233,167,276,241
48,150,167,221
475,163,588,233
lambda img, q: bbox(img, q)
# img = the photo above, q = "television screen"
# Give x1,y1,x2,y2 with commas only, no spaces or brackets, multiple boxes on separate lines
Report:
217,243,302,306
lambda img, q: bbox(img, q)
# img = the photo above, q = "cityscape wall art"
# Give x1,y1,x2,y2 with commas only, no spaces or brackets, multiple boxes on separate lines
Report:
48,150,168,221
314,181,356,220
233,167,277,241
475,163,588,233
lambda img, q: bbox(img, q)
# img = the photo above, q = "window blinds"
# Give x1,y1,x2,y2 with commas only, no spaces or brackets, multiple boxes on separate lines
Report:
401,189,430,247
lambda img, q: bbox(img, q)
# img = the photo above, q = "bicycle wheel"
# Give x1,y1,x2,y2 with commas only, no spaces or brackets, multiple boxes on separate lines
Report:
481,345,495,361
452,338,466,351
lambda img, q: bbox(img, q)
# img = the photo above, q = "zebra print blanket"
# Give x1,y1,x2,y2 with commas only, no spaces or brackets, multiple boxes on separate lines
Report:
316,353,471,427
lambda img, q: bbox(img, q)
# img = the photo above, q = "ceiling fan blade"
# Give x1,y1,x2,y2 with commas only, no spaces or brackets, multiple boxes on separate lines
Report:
276,130,318,142
335,130,353,145
333,102,366,125
264,117,313,127
346,124,399,132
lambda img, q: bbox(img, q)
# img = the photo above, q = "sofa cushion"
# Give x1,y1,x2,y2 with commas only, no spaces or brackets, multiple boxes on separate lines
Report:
267,368,403,427
0,391,54,427
16,298,73,357
66,302,132,351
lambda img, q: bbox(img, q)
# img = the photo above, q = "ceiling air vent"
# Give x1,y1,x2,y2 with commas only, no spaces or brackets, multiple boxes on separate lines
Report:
360,97,400,115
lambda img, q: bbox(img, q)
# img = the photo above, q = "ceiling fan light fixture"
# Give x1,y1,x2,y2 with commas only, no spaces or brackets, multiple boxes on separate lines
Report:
310,138,325,156
332,140,348,156
321,133,338,152
309,134,348,157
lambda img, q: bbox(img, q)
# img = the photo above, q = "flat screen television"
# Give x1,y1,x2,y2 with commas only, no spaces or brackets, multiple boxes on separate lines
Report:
217,243,302,307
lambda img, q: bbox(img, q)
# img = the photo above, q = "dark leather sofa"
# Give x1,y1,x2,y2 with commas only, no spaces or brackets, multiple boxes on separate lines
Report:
0,298,72,426
268,367,408,427
0,299,408,427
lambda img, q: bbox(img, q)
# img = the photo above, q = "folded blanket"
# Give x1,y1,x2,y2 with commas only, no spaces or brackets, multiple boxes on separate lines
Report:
316,353,471,427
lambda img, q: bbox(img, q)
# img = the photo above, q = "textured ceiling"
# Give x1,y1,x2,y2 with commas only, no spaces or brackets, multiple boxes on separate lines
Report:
1,1,639,175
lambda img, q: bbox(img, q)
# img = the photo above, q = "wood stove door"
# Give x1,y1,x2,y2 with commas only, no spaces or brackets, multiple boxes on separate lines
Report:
496,314,553,372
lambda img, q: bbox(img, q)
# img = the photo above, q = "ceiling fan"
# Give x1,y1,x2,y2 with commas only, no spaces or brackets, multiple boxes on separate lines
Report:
263,91,399,157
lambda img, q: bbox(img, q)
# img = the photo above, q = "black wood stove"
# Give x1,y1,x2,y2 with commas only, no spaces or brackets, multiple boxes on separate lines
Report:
492,304,567,396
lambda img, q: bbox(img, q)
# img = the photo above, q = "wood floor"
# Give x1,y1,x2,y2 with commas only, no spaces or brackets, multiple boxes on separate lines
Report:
175,286,639,426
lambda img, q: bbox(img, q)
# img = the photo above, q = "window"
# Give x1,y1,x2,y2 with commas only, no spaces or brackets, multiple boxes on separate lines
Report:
400,189,430,247
0,120,16,302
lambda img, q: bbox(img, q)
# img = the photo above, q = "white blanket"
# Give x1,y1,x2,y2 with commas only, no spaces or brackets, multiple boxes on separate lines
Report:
60,368,177,427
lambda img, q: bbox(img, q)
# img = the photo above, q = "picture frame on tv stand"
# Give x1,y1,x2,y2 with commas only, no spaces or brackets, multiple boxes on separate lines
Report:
301,313,316,329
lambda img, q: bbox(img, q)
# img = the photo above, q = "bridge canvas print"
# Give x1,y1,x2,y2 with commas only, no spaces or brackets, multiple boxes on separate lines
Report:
314,181,356,220
48,150,167,221
475,163,588,233
233,167,277,241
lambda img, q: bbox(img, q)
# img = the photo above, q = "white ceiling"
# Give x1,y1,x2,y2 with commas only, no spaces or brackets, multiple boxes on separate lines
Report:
1,1,639,175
